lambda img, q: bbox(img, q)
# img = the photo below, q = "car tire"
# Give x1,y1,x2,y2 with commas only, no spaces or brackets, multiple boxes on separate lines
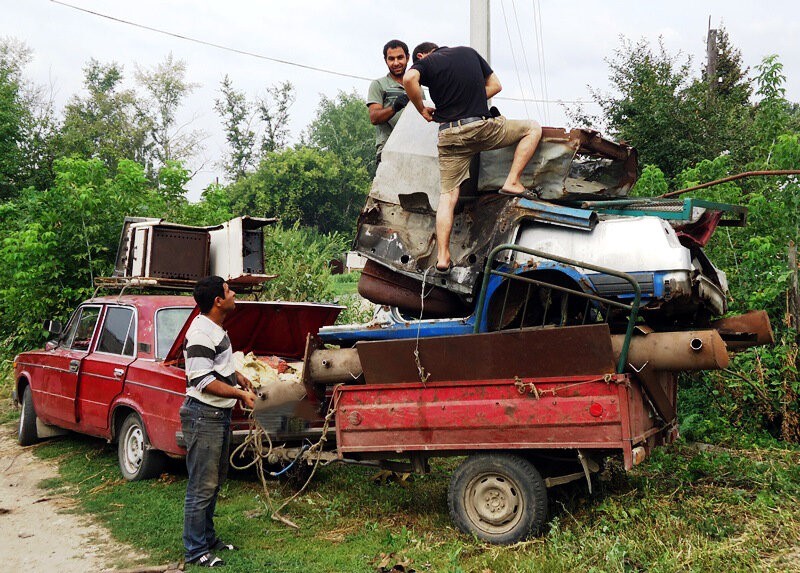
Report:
18,386,39,446
117,412,164,481
448,453,548,544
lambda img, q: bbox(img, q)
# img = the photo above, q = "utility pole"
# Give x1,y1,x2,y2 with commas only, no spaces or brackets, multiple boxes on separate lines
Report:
706,16,719,93
470,0,490,64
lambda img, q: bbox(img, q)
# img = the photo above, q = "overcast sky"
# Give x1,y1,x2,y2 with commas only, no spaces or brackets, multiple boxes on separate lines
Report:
5,0,799,198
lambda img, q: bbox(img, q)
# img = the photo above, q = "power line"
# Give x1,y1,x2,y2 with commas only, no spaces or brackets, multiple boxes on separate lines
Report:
50,0,372,81
509,0,544,121
50,0,592,106
532,0,551,123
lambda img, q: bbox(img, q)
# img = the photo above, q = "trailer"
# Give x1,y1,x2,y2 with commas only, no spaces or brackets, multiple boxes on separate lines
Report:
254,245,769,544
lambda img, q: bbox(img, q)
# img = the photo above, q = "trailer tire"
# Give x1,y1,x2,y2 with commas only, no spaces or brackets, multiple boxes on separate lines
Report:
118,412,164,481
18,386,39,446
448,453,547,544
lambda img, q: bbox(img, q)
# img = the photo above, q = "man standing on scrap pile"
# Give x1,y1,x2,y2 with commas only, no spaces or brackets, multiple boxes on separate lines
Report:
403,42,543,274
181,276,256,568
367,39,411,165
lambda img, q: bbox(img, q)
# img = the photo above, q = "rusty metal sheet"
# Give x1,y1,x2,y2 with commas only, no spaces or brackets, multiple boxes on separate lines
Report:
147,227,209,280
710,310,775,350
355,323,615,385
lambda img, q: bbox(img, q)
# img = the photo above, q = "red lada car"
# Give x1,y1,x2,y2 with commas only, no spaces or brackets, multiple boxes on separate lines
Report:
13,295,342,480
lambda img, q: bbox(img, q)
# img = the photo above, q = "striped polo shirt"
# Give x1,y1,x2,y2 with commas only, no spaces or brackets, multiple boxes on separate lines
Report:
183,314,237,409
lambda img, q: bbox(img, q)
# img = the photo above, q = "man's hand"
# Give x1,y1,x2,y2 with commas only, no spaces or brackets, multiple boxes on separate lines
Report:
238,388,256,410
392,93,409,112
420,107,435,122
236,371,253,392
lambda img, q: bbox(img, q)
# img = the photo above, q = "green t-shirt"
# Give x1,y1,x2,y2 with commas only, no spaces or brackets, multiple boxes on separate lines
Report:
366,73,407,155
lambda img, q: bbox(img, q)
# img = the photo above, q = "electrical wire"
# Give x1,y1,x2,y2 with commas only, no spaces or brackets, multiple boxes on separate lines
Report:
499,0,536,119
50,0,592,107
533,0,552,123
509,0,543,120
50,0,372,82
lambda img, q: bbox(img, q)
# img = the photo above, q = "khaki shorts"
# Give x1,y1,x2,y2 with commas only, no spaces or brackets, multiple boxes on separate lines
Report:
437,116,533,194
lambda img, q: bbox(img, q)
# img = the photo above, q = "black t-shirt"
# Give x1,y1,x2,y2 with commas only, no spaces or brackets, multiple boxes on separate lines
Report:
411,46,493,123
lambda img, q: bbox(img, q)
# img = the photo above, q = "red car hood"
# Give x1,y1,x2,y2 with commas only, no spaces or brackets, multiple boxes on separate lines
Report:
165,300,344,363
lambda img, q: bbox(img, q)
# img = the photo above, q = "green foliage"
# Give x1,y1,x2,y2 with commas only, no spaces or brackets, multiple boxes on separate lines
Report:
135,53,203,167
229,145,369,235
215,75,258,181
177,183,234,227
258,223,347,302
304,89,375,175
0,157,161,352
60,59,152,174
585,29,754,179
259,80,295,154
630,164,668,196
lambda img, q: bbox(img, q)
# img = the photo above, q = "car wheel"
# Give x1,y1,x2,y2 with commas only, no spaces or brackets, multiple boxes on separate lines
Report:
18,386,39,446
117,412,164,481
448,453,548,544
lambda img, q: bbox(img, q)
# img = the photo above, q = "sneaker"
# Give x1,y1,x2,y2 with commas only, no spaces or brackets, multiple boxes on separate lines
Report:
188,552,225,567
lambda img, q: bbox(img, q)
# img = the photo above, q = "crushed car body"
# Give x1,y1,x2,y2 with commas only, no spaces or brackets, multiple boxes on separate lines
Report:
351,107,746,330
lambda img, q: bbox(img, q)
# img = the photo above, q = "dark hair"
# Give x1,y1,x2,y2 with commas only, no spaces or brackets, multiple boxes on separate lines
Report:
383,39,409,59
412,42,439,63
194,276,225,314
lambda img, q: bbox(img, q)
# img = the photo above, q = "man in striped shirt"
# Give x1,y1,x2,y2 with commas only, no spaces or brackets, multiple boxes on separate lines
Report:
180,276,255,567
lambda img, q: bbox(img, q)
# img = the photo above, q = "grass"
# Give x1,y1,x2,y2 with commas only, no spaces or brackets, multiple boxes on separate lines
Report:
331,271,360,297
2,369,800,572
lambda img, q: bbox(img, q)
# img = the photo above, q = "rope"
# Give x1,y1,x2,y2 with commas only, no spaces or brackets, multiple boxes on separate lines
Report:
514,373,618,397
413,268,436,385
228,386,342,528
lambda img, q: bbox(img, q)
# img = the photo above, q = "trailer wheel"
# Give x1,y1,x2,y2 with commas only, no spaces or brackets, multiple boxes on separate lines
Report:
18,386,39,446
118,413,164,481
448,453,547,544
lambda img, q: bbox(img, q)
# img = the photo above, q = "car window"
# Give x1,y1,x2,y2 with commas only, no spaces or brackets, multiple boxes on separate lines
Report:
97,307,135,356
65,306,102,352
155,307,193,360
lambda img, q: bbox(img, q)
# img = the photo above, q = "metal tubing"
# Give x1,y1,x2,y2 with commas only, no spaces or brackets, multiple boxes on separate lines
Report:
308,348,363,383
611,330,729,372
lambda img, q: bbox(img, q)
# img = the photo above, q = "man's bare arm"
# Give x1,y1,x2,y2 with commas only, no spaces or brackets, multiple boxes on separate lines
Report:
368,102,397,125
485,73,502,99
204,379,256,409
403,69,435,122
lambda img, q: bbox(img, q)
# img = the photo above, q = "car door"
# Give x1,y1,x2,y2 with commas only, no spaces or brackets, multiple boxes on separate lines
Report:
37,305,102,426
77,305,137,433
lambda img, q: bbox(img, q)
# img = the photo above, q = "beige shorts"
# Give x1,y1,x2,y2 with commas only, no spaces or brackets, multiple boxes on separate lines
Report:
437,116,534,194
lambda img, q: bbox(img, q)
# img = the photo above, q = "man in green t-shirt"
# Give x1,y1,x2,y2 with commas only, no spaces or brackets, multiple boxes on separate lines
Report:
367,39,410,164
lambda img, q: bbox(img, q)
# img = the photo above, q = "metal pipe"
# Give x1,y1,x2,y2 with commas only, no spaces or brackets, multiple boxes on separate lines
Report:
611,330,729,372
307,348,363,383
660,170,800,198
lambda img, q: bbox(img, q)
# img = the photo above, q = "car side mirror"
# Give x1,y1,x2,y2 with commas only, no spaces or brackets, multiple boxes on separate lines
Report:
43,319,63,336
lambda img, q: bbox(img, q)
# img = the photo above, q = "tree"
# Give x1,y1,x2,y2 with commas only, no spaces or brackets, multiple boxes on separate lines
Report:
135,53,204,169
258,80,294,154
228,146,369,235
0,157,160,350
586,37,700,179
60,59,151,173
215,75,258,181
0,40,25,199
304,90,374,174
580,30,755,181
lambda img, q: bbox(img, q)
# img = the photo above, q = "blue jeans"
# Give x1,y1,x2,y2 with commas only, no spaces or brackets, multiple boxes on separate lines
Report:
180,397,232,562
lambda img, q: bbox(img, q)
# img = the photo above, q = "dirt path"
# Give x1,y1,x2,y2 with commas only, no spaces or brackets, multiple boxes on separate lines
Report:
0,425,143,572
